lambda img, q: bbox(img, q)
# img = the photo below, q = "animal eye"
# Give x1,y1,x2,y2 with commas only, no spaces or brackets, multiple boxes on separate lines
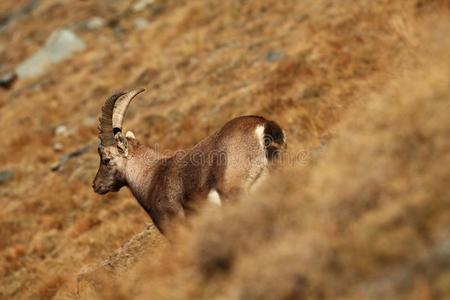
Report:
102,158,111,165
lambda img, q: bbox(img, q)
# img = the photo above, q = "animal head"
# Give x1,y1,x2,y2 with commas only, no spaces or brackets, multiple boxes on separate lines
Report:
92,89,144,194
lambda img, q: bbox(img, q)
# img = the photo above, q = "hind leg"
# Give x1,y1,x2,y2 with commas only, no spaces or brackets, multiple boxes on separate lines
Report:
247,168,269,193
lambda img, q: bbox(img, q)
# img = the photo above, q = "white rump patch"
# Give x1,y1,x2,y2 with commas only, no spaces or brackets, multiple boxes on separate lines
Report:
255,125,265,149
245,125,269,191
207,190,222,206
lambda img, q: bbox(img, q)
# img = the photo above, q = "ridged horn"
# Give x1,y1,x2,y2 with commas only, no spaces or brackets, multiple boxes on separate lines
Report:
98,91,126,146
112,88,145,135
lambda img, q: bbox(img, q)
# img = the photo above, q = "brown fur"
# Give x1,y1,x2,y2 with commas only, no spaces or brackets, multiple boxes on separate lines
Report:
93,115,285,233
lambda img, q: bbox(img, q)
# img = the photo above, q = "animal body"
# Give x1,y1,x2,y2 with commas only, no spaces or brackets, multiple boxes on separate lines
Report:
92,89,286,233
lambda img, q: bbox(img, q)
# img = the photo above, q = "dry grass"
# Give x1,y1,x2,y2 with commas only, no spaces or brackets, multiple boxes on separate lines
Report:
0,0,449,299
94,19,450,300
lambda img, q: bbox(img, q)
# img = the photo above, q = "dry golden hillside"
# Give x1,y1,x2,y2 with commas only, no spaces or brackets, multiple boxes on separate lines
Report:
0,0,449,299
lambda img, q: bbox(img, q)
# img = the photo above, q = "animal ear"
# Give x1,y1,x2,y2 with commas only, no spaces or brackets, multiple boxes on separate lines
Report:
126,131,136,139
114,132,128,157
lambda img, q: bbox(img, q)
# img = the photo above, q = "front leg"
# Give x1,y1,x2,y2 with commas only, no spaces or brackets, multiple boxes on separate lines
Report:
155,205,185,235
150,192,185,235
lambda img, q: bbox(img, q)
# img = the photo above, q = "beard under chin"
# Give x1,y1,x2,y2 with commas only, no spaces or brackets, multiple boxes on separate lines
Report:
110,183,124,192
94,180,124,194
95,185,121,194
94,188,109,195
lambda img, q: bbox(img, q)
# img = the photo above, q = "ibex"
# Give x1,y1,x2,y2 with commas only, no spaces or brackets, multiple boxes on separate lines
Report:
92,89,286,233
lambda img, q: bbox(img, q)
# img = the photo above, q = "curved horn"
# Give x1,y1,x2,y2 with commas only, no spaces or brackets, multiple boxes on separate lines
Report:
112,88,145,135
98,91,126,146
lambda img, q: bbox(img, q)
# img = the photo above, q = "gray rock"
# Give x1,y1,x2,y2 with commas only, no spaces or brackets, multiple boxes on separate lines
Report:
85,17,105,30
51,145,91,171
132,0,154,12
54,125,68,136
265,51,284,62
16,29,85,78
53,143,64,152
0,170,13,185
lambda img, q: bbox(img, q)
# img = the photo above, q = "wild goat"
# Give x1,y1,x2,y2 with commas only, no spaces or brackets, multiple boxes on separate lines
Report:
92,89,286,233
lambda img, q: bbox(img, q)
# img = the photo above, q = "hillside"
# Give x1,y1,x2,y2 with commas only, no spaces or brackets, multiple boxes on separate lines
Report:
0,0,449,299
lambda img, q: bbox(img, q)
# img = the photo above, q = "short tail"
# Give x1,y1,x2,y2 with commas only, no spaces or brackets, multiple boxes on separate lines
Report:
263,120,286,161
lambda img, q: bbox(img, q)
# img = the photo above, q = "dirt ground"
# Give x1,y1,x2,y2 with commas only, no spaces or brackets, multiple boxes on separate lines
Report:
0,0,449,299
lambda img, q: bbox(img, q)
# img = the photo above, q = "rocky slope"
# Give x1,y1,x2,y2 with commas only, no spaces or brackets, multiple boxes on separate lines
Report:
0,0,448,299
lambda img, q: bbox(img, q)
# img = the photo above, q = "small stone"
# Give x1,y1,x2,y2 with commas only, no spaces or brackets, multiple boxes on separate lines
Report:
132,0,154,12
0,71,17,89
85,17,105,30
265,51,284,62
53,143,64,152
54,125,68,136
133,17,150,29
0,170,13,185
51,145,91,172
50,162,62,172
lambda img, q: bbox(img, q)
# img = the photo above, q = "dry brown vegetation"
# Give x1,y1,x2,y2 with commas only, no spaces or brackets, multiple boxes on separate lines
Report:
0,0,449,299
